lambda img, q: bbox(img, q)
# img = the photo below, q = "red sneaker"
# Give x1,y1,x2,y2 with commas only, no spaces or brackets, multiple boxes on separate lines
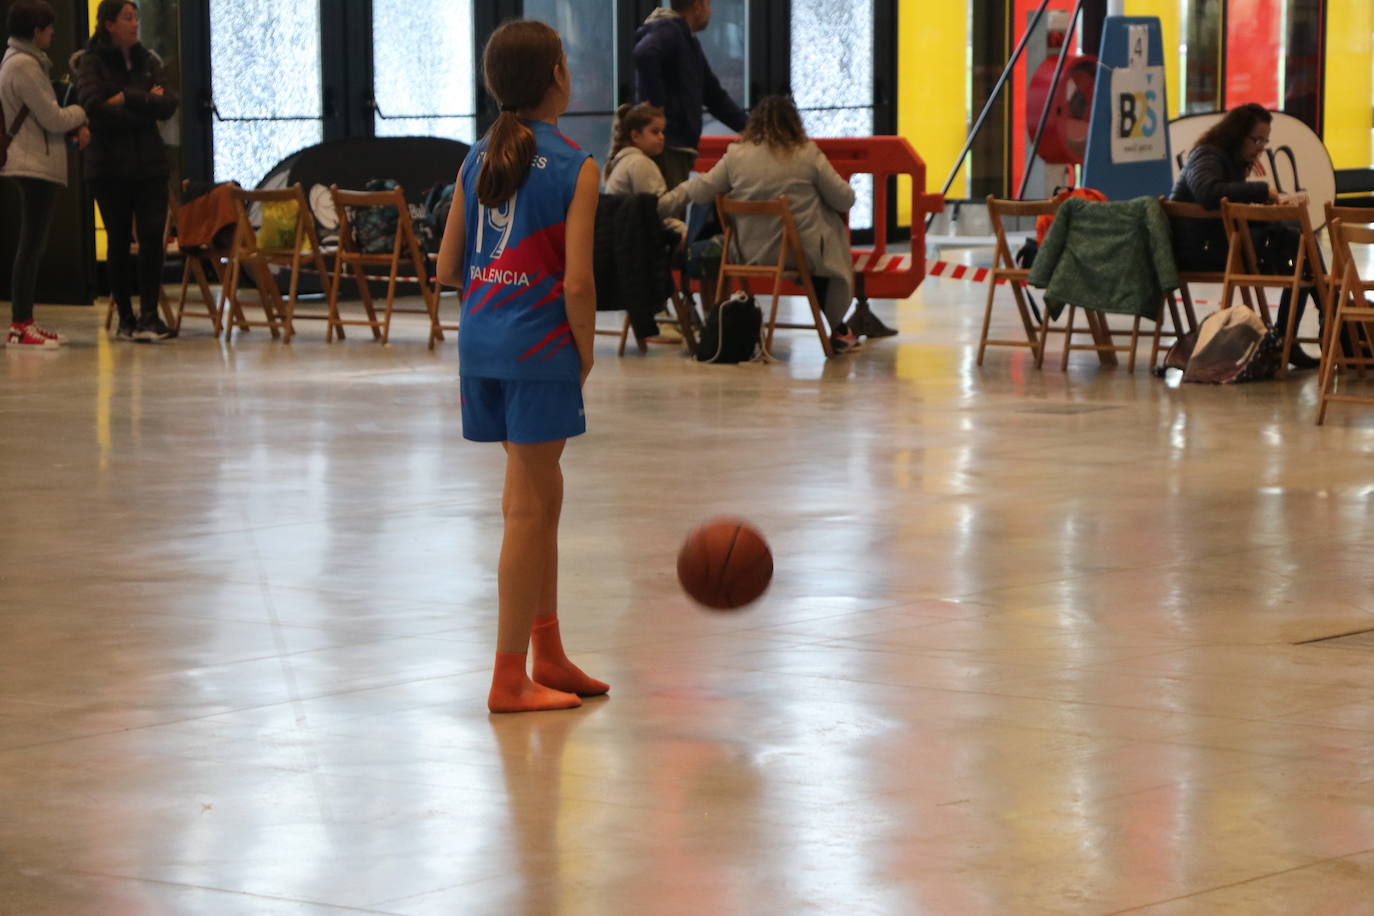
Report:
28,323,67,344
6,322,60,349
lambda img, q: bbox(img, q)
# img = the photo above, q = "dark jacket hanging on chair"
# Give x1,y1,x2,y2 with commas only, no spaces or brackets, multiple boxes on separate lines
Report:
594,192,675,341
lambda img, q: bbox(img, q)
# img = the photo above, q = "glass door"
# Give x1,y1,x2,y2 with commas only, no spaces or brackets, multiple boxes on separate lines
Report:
698,0,751,137
208,0,324,186
791,0,876,227
371,1,477,142
523,0,618,158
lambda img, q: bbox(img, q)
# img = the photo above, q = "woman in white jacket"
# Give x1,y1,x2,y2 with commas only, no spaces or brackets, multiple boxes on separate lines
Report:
0,0,88,348
659,95,863,353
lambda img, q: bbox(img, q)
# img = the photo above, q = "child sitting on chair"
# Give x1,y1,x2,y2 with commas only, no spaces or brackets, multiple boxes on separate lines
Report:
602,102,686,240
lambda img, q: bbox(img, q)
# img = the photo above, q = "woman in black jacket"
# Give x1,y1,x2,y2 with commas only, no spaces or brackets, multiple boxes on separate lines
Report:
1169,103,1317,368
76,0,178,342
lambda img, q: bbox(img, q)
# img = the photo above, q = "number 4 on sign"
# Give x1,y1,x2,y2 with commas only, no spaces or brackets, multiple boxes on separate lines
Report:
1127,24,1148,69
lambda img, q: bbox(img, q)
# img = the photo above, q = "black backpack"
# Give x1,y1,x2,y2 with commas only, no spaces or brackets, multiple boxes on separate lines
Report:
695,291,763,363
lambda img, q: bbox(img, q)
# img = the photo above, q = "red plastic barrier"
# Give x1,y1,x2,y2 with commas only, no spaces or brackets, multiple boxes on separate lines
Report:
694,136,945,301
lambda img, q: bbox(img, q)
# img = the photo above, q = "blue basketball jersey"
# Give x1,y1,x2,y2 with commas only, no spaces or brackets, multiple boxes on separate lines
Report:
457,121,590,380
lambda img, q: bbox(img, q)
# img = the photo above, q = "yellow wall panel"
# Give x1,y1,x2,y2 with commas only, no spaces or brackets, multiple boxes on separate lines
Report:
898,0,969,215
1325,0,1374,167
1125,0,1181,121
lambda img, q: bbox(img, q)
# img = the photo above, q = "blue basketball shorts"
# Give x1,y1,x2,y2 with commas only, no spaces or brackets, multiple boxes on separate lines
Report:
460,377,586,444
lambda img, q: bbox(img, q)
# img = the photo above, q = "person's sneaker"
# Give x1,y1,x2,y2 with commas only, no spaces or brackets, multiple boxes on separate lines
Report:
5,321,59,349
28,323,67,345
134,315,174,342
829,330,863,355
115,319,138,341
852,308,899,338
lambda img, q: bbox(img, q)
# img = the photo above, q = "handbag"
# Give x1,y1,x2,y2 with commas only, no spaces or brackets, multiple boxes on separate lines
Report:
0,100,31,169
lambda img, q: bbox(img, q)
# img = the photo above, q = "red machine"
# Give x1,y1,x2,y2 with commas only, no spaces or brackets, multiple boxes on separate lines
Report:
1026,53,1097,164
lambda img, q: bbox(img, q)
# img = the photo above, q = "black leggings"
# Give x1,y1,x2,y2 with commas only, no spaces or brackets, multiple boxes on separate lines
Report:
8,177,59,325
91,176,168,322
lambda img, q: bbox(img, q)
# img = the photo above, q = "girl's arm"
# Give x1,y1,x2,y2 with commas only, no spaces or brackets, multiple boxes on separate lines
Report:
563,158,601,386
435,181,467,291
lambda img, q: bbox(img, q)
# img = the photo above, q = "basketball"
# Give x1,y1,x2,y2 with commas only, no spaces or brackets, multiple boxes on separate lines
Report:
676,517,773,610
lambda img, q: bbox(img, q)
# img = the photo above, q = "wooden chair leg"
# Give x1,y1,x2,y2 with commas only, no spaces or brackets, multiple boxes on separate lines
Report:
618,313,632,357
193,257,225,338
1034,298,1052,369
356,269,382,340
104,296,116,331
671,289,697,352
976,274,998,366
1179,283,1199,331
1128,315,1142,373
1060,305,1077,371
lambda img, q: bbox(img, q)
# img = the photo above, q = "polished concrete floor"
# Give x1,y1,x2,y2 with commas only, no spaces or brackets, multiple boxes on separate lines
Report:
4,277,1374,915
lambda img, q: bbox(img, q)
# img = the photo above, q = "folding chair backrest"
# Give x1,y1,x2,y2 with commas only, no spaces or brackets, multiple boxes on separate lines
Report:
985,196,1060,272
225,186,260,258
1332,220,1374,291
715,195,807,272
714,193,807,280
329,185,418,261
233,184,321,259
1157,199,1218,221
1220,198,1317,275
1326,204,1374,288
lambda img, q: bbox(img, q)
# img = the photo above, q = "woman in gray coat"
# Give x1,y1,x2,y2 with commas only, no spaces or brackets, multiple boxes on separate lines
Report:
0,0,88,347
660,94,862,353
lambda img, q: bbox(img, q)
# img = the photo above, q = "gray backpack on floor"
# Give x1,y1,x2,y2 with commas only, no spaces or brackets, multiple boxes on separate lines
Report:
1164,305,1282,384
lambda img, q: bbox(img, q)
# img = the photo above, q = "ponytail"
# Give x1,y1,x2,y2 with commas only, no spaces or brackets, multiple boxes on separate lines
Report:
605,102,665,179
478,113,537,207
476,20,564,207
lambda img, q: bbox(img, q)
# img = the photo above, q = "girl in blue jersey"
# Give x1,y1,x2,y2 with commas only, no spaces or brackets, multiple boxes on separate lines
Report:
436,20,604,714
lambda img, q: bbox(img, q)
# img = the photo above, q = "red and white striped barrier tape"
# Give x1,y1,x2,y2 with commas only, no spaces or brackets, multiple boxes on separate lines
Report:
924,259,1213,304
928,260,1000,284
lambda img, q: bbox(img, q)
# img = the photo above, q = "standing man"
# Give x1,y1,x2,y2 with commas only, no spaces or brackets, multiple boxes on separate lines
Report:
633,0,747,189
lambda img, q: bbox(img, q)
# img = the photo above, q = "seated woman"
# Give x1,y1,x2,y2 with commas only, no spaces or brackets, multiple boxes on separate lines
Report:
659,94,862,354
603,102,686,240
1169,102,1318,368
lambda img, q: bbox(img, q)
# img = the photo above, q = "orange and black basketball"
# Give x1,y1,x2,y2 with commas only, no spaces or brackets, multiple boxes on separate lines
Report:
676,517,773,610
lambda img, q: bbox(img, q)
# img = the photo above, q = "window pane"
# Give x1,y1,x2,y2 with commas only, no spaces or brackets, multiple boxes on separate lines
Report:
696,0,749,137
1182,0,1224,114
526,0,615,163
373,0,474,142
791,0,872,111
209,0,322,185
791,0,874,228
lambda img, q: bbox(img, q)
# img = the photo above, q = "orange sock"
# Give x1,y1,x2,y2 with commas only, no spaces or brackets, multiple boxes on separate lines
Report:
488,650,582,713
530,615,609,697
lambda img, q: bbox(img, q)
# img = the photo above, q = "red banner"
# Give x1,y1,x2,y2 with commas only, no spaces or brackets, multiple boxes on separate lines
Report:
1225,0,1281,108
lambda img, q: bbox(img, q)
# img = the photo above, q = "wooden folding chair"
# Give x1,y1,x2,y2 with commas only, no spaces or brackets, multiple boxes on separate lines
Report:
327,185,443,348
714,195,831,358
220,187,292,342
1220,198,1329,377
173,180,241,338
102,186,178,331
1322,203,1374,352
978,196,1060,367
232,185,333,338
1316,221,1374,424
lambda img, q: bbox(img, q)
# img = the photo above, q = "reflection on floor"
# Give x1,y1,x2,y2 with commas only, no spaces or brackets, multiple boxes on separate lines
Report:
3,279,1374,914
